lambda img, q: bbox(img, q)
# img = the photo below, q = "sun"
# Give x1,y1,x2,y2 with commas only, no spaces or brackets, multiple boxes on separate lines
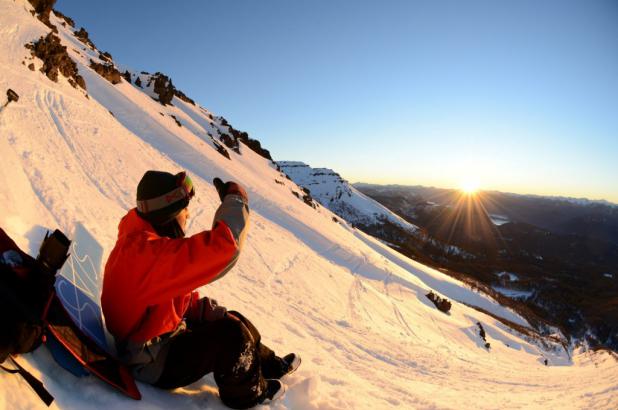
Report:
459,179,480,195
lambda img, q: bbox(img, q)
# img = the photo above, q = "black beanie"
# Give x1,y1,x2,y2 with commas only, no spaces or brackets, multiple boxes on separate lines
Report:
136,170,191,224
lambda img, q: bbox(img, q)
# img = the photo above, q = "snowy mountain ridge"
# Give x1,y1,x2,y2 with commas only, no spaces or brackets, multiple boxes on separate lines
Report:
278,161,419,234
279,161,473,260
0,1,617,409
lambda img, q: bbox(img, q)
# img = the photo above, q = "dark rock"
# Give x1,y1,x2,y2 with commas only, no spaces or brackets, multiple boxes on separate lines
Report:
212,140,231,160
243,137,273,161
52,9,74,27
135,77,142,88
477,322,487,340
7,90,19,103
303,193,317,209
146,72,174,105
74,27,95,49
28,63,35,71
89,59,121,84
170,115,182,127
174,89,195,105
274,179,285,185
26,33,86,90
219,133,240,154
426,291,452,313
108,110,114,117
332,217,339,223
122,70,131,83
299,187,317,208
28,0,56,29
98,51,112,62
217,116,273,160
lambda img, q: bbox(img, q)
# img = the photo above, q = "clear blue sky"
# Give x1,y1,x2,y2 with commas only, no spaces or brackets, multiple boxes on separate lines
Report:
57,0,618,202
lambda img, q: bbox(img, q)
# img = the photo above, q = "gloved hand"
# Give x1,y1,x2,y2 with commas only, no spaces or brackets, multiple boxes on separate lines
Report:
213,178,248,203
187,295,228,323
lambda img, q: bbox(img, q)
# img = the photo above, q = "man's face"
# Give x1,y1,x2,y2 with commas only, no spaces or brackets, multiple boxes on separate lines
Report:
176,207,190,231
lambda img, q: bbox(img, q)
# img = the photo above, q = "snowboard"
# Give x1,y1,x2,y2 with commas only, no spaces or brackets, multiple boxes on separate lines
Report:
47,222,141,400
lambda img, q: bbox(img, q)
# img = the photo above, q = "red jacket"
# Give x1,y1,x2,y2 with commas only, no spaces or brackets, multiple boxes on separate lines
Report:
102,202,247,344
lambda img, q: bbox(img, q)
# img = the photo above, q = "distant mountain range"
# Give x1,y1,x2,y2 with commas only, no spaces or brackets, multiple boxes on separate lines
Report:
280,163,618,351
354,183,618,349
354,184,618,246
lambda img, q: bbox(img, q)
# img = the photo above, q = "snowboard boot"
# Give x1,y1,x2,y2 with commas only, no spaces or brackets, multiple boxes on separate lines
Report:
259,379,286,405
263,353,301,379
279,353,301,377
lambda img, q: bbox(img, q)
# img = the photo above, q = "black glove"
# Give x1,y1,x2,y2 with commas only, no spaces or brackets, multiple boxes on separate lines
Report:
213,178,248,203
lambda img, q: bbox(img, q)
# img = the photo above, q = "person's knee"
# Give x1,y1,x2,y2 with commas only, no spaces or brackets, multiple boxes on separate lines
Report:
217,315,251,347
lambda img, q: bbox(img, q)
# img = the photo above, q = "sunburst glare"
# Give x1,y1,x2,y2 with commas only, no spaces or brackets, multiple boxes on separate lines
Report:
459,179,480,195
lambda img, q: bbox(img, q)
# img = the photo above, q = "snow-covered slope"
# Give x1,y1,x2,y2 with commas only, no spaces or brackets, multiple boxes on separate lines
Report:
1,1,617,409
278,161,418,234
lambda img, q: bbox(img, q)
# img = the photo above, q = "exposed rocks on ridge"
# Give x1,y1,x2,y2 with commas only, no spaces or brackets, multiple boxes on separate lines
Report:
52,9,74,27
98,51,112,62
28,0,56,29
146,72,175,105
74,27,96,49
26,33,86,90
122,70,131,83
218,117,273,160
89,59,122,84
174,89,195,105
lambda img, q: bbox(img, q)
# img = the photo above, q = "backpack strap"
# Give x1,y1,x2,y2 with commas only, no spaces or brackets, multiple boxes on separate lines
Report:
0,355,54,406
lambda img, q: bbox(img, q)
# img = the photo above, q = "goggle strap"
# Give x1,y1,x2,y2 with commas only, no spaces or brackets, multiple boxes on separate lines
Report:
136,186,189,214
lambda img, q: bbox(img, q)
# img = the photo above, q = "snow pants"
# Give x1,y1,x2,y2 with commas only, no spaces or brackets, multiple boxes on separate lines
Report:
153,311,280,409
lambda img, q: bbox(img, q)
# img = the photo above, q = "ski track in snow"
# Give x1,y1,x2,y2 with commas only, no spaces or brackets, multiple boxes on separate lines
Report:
1,1,617,409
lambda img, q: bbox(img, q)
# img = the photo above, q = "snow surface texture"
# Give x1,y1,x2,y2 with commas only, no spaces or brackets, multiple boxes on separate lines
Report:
1,1,617,409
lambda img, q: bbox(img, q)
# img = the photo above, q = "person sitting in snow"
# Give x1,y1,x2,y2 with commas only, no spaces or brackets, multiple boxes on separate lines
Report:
101,170,300,409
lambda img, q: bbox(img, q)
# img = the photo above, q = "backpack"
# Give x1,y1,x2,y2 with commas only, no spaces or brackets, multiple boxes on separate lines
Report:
0,227,70,406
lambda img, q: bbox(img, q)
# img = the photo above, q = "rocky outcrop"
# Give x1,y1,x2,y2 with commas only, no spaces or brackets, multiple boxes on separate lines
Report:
134,76,142,88
74,27,95,49
89,59,121,84
301,187,317,208
219,132,240,154
98,51,112,62
122,70,131,83
174,89,195,105
26,33,86,90
146,72,174,105
28,0,56,29
218,117,273,160
52,9,74,27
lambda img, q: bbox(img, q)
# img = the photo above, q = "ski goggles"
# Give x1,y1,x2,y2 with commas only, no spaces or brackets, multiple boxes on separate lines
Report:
136,171,195,214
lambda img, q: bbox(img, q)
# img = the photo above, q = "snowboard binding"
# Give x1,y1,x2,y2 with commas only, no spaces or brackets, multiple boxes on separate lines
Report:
36,230,71,276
